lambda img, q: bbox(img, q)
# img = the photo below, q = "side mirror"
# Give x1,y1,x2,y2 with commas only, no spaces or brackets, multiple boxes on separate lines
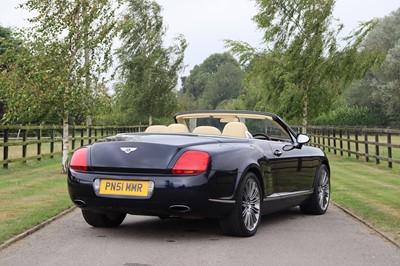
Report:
296,134,310,145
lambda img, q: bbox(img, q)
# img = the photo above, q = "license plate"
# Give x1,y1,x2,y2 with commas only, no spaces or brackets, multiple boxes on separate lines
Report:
99,179,150,197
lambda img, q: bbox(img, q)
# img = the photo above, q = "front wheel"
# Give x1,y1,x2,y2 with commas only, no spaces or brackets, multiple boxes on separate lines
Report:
300,164,330,214
220,172,262,237
82,210,126,227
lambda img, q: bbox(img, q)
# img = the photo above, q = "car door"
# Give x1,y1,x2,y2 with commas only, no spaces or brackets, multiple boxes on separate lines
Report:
268,141,314,193
259,119,315,194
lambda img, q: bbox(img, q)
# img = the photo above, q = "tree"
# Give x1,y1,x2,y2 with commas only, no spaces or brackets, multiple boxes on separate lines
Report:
0,26,14,119
199,62,244,109
1,0,121,173
180,52,243,110
0,26,23,73
115,0,186,125
347,8,400,126
0,26,12,56
227,0,382,131
182,52,238,98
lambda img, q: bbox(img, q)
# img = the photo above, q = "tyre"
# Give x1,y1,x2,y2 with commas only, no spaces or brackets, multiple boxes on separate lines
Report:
220,172,262,237
300,164,330,214
82,210,126,227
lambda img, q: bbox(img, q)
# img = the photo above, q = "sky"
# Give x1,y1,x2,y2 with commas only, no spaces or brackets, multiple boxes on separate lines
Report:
1,0,400,77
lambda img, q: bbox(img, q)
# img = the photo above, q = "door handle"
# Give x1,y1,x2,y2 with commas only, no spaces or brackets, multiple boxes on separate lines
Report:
274,150,283,157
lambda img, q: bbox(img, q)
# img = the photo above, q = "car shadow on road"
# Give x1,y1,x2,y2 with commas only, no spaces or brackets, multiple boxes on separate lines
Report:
87,207,307,241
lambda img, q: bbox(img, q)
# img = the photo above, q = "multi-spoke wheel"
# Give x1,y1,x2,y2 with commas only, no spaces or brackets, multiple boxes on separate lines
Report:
220,172,262,237
300,164,330,214
241,178,261,231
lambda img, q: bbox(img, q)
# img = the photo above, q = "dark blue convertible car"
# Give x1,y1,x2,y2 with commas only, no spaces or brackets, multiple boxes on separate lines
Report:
68,110,330,237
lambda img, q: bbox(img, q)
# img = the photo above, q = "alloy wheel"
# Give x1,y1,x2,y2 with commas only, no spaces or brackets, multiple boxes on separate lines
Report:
317,168,330,211
241,178,261,231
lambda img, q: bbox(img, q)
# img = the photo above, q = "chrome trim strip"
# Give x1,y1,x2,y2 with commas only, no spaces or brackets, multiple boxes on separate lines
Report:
264,190,313,202
208,199,236,204
280,190,313,199
264,193,280,202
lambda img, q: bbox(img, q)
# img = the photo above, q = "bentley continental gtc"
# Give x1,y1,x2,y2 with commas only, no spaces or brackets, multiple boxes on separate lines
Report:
68,110,330,237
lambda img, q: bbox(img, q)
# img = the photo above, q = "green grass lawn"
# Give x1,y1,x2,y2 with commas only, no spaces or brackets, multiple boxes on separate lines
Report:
0,154,399,246
0,158,72,245
328,154,400,243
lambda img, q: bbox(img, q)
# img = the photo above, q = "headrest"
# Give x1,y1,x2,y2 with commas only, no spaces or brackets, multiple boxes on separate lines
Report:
144,125,171,133
168,123,190,133
222,122,251,138
193,126,222,135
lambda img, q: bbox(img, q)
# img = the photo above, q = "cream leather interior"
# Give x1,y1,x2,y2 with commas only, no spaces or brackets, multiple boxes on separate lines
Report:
168,123,190,133
222,122,252,138
144,125,171,133
192,126,222,135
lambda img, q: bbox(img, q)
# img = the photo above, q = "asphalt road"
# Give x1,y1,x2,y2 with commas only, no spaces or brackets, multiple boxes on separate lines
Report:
0,205,399,266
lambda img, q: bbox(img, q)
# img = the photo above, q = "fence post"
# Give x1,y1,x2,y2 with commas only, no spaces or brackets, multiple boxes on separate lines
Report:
94,128,98,142
387,130,392,168
3,128,9,169
327,128,331,153
364,129,369,162
37,127,41,161
333,129,337,155
375,132,380,165
355,130,359,160
339,129,343,156
347,129,351,157
71,126,75,150
22,129,27,163
88,126,92,144
322,128,325,151
50,127,54,159
80,129,84,147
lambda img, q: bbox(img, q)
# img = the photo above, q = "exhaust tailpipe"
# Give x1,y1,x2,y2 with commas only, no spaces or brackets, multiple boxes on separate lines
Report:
74,199,86,207
169,205,191,212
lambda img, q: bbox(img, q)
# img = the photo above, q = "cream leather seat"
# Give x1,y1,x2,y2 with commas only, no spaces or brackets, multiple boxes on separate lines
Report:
168,123,190,133
192,126,222,135
222,122,252,138
144,125,171,133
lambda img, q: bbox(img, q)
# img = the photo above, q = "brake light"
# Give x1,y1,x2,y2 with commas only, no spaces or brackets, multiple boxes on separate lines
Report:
172,151,210,175
70,147,88,171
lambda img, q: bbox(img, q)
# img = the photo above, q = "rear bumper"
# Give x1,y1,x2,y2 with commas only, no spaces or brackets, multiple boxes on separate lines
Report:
68,170,237,219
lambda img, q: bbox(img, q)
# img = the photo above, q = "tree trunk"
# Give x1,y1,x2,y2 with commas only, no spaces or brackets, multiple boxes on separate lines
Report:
149,115,153,126
62,114,69,174
85,37,91,137
302,93,308,134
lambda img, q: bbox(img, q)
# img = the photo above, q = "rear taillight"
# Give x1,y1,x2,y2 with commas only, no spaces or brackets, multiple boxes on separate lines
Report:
70,147,88,171
172,150,210,175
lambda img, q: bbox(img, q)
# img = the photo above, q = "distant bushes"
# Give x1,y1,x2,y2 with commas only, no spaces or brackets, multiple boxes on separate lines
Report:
311,106,384,126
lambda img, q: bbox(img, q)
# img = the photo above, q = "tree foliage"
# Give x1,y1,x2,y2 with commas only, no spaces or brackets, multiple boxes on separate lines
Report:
311,106,382,126
227,0,382,129
199,62,243,109
347,8,400,126
0,26,16,119
114,0,187,125
0,0,121,172
0,26,13,57
180,52,243,110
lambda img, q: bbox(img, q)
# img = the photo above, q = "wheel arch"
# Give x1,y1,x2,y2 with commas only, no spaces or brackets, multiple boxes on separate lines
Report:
321,158,330,173
312,158,330,189
239,164,264,199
